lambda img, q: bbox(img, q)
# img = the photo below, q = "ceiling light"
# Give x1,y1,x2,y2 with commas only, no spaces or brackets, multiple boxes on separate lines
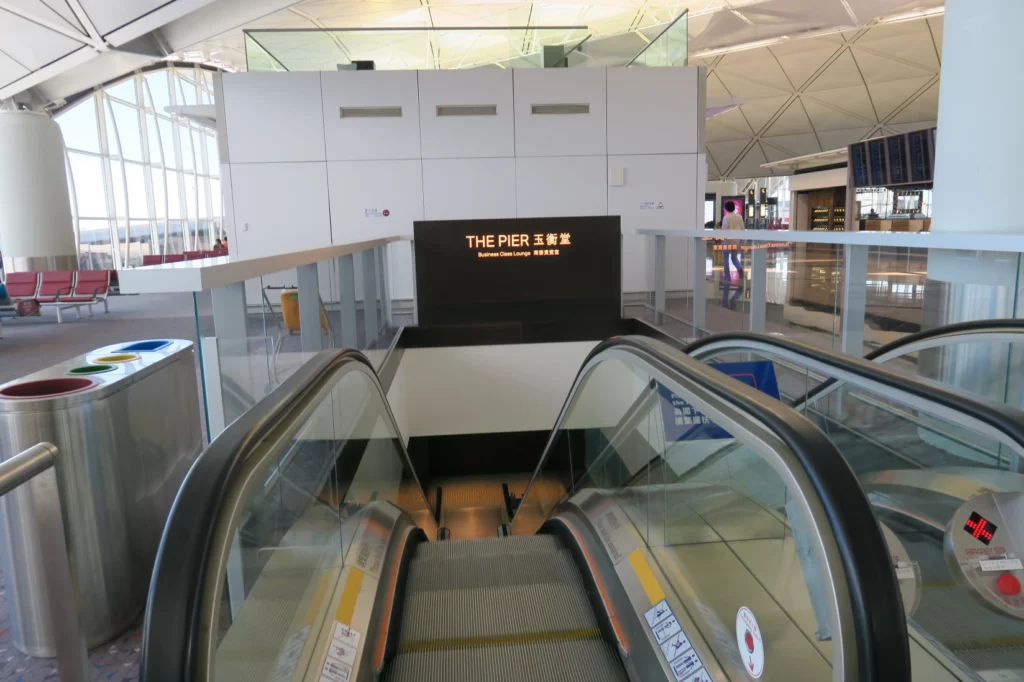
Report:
880,6,945,24
691,36,790,59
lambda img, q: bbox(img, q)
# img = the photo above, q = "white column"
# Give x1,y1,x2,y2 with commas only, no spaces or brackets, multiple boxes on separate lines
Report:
931,0,1024,235
0,111,76,271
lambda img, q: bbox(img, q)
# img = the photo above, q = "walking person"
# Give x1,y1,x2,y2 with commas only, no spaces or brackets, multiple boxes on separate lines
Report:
721,201,744,294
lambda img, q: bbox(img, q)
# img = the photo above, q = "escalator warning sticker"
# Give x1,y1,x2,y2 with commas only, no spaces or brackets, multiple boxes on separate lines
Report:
644,600,707,681
318,624,361,682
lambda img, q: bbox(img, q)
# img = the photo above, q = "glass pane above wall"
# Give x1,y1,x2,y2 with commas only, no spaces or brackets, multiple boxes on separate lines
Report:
57,96,100,153
628,10,687,67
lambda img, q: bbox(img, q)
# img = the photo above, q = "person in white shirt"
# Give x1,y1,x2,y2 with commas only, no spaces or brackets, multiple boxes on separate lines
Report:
721,200,744,284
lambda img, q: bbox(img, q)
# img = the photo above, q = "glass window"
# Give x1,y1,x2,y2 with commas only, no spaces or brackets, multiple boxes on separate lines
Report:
111,101,144,161
125,162,150,219
177,74,198,105
152,167,167,218
145,70,171,113
207,133,220,174
57,97,100,153
192,128,207,174
145,113,163,164
167,220,185,254
158,117,177,168
68,153,107,217
209,177,221,216
78,219,114,269
107,77,137,104
198,177,209,219
184,172,198,220
167,171,183,219
110,160,127,218
179,122,195,171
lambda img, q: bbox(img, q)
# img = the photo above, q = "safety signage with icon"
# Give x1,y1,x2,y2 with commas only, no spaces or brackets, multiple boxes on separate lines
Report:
645,599,711,681
735,606,764,678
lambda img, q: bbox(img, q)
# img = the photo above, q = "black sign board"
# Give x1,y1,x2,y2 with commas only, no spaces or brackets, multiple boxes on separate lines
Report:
413,216,621,326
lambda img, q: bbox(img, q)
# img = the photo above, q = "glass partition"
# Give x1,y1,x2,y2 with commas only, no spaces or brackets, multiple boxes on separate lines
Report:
514,343,871,680
204,358,434,680
627,10,687,67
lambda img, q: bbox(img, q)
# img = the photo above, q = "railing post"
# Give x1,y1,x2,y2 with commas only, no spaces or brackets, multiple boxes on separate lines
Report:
749,245,767,332
296,263,322,352
842,245,869,356
654,235,666,325
691,236,706,335
337,254,358,349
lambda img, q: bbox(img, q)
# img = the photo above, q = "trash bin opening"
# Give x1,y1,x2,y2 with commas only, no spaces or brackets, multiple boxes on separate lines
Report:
94,353,140,363
0,377,97,399
67,365,116,376
118,340,172,352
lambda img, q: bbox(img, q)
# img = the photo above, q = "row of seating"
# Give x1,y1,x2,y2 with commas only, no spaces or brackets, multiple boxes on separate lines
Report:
142,248,228,266
3,270,113,323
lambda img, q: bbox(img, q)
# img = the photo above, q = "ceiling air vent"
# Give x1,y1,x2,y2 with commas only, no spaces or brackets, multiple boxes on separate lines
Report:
340,106,402,118
436,105,498,117
531,103,590,115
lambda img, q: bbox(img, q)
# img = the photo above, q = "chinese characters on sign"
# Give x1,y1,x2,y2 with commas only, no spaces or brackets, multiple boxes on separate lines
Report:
466,233,571,258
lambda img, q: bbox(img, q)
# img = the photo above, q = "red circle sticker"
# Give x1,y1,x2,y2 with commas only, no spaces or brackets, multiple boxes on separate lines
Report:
382,209,390,217
736,606,764,678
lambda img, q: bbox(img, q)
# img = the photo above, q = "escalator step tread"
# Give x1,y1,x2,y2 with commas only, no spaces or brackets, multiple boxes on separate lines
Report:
414,534,562,560
381,637,627,682
406,548,582,592
397,582,598,645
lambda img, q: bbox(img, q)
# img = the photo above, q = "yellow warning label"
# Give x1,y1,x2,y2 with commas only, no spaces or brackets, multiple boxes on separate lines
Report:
303,570,335,627
335,568,365,626
628,548,666,605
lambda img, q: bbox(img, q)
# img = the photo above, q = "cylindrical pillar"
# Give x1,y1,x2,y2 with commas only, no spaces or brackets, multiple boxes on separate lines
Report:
0,110,77,272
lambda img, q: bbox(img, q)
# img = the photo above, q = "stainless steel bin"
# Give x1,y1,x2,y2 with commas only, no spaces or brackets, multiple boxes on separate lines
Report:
0,339,202,656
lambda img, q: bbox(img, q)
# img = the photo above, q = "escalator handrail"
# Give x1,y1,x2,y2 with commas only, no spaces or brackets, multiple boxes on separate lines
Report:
141,349,428,682
865,319,1024,362
685,331,1024,460
793,320,1024,408
515,334,910,682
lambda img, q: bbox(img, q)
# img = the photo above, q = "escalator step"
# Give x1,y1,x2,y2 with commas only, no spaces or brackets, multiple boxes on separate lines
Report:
406,548,582,592
413,534,561,560
381,638,627,682
397,582,598,646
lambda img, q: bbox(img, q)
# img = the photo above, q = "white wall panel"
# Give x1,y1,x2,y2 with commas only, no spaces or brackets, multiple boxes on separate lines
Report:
222,72,325,163
422,158,517,220
607,67,702,155
515,156,607,218
513,69,607,157
418,70,514,159
609,154,699,292
327,160,423,241
387,240,415,302
321,71,421,161
230,162,331,260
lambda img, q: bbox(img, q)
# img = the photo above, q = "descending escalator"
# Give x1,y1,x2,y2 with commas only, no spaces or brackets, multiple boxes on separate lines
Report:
141,337,909,682
685,331,1024,682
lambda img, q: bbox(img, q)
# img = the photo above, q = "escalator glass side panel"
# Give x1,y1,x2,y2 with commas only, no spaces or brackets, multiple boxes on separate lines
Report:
687,335,1024,680
142,351,435,682
514,336,911,682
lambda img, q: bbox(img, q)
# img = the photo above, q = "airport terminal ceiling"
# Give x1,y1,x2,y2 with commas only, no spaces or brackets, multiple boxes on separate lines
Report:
1,0,943,181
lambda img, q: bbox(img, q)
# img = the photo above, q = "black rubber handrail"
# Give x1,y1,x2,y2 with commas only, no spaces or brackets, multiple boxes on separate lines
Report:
517,335,910,682
865,319,1024,361
140,349,427,682
684,331,1024,456
790,320,1024,408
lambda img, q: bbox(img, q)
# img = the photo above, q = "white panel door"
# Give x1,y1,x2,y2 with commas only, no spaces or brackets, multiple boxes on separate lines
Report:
229,162,332,260
321,71,422,161
418,70,515,159
327,160,423,243
608,154,699,292
513,68,607,157
606,67,702,155
422,158,517,220
222,73,326,163
516,156,607,218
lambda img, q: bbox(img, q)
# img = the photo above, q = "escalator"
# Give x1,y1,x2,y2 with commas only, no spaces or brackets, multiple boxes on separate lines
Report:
141,337,909,682
685,331,1024,682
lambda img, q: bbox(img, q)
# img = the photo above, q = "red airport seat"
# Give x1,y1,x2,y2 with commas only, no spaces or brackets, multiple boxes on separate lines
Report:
70,270,111,315
34,271,75,303
4,272,40,300
164,254,185,263
142,255,163,266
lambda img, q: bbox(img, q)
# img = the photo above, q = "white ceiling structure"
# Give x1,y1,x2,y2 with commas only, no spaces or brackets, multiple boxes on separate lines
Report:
0,0,945,180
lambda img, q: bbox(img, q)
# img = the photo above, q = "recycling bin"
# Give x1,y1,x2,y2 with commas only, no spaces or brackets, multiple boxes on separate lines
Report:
0,339,202,656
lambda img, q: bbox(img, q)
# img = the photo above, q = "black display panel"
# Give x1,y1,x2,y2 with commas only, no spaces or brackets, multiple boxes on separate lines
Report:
909,130,932,183
964,511,997,545
887,136,907,185
851,142,870,187
868,139,888,186
413,216,621,326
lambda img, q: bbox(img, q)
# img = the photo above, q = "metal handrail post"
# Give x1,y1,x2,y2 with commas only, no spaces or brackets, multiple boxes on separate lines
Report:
0,443,88,682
